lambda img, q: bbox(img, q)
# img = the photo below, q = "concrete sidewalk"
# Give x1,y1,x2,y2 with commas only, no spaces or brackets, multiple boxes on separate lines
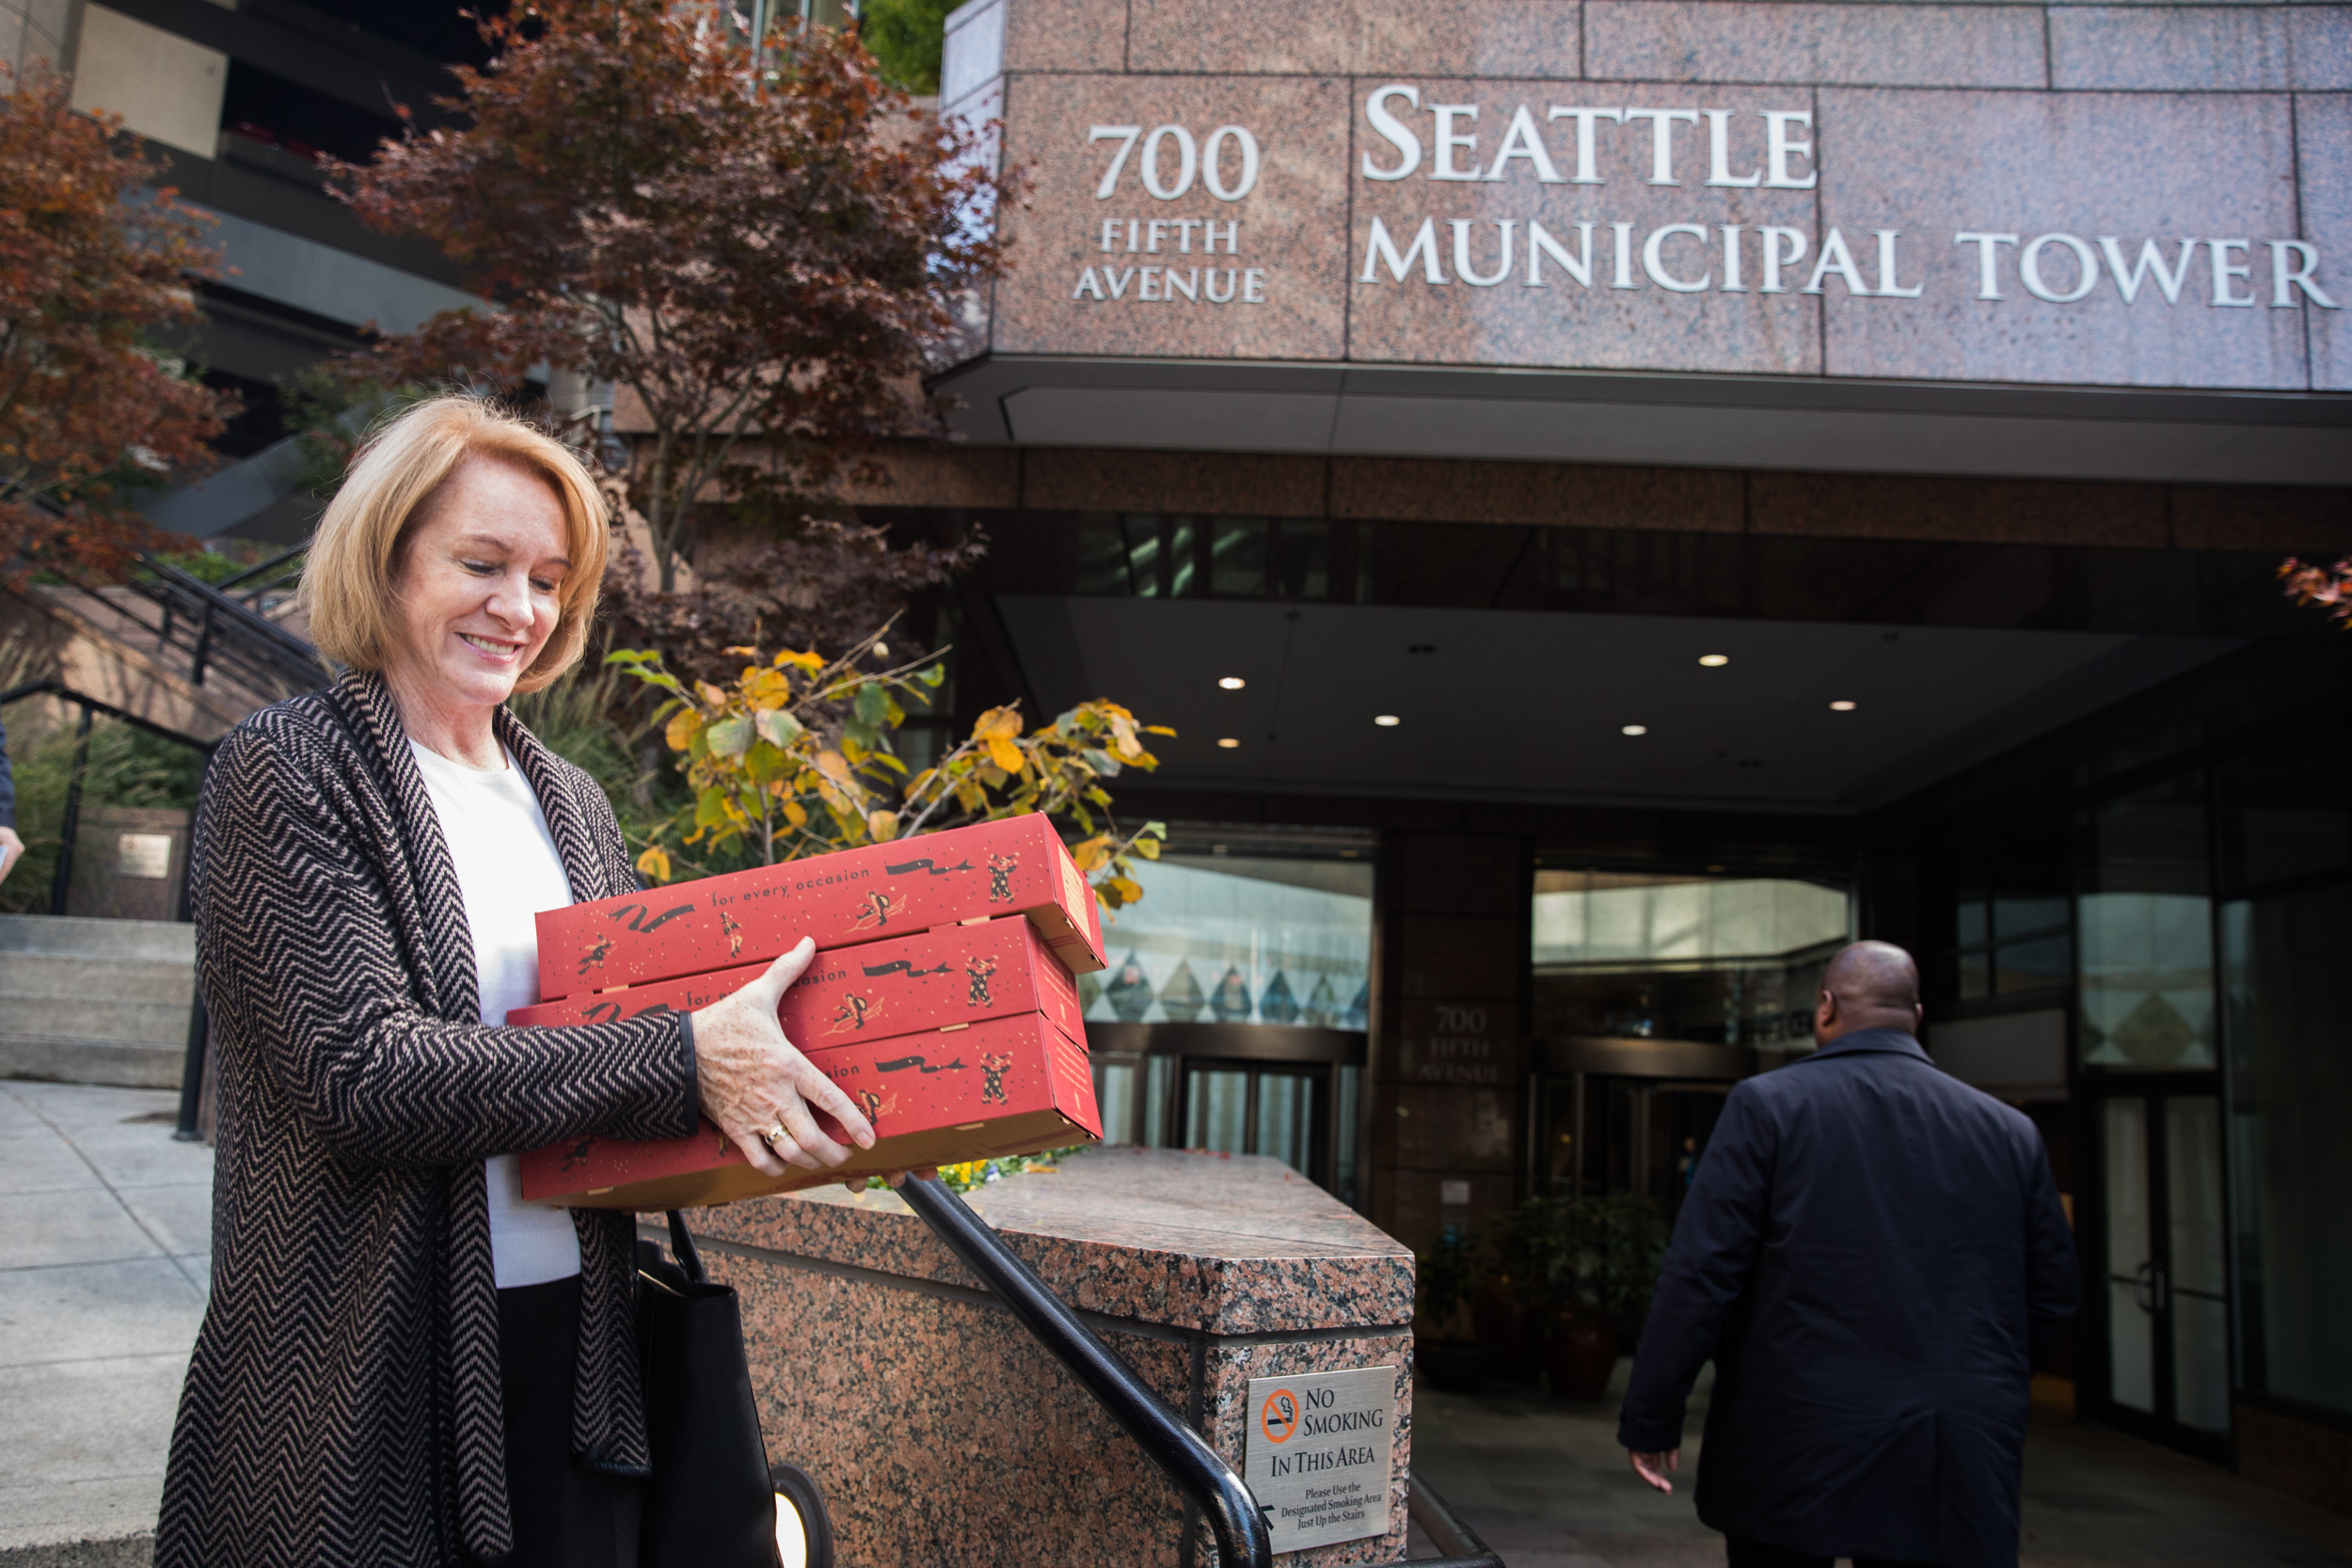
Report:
0,1082,212,1560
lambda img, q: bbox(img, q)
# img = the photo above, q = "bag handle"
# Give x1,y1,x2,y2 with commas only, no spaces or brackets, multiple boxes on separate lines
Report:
665,1210,707,1285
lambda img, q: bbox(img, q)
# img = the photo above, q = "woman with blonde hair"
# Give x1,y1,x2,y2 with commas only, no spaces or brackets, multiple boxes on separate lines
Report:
158,395,875,1567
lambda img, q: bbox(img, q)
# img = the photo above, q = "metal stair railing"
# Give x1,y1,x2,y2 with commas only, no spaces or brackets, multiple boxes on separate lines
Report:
56,551,329,701
893,1177,1505,1568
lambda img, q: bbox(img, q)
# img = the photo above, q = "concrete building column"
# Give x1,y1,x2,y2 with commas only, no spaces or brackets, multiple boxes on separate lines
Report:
1367,832,1532,1255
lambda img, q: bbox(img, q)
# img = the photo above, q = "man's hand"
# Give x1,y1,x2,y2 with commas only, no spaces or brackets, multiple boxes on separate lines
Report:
691,939,877,1177
0,827,22,886
1629,1449,1679,1495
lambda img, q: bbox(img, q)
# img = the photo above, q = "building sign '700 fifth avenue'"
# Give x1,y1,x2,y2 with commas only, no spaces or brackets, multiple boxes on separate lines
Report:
988,78,2350,392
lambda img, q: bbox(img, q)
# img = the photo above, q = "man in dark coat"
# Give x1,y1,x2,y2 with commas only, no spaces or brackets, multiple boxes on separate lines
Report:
1619,942,2078,1568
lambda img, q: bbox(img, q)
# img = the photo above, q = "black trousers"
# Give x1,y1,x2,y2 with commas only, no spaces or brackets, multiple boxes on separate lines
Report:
1727,1536,1939,1568
494,1275,642,1568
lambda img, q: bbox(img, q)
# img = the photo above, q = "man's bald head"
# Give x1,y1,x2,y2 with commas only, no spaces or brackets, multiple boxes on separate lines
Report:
1814,941,1923,1044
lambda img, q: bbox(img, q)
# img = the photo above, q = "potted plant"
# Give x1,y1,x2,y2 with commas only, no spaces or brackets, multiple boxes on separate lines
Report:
1487,1198,1571,1386
1413,1227,1486,1394
1541,1195,1669,1401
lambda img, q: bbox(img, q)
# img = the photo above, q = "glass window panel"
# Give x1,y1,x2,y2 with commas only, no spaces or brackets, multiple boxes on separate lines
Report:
1275,519,1330,600
1082,855,1371,1031
1120,515,1164,596
1994,935,2071,994
2223,883,2352,1418
1211,515,1269,596
1957,898,1989,949
2081,781,2215,1070
2104,1099,2155,1414
1993,817,2068,939
1186,1069,1249,1155
2166,1098,2227,1297
1095,1061,1138,1147
1168,516,1198,597
1072,515,1134,595
2216,736,2351,894
1144,1056,1177,1148
2172,1292,2233,1434
1254,1071,1320,1177
1335,1066,1361,1207
1959,951,1991,1000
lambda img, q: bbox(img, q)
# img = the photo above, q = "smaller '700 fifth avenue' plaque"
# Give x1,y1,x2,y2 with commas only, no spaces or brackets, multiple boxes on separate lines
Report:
1243,1366,1397,1552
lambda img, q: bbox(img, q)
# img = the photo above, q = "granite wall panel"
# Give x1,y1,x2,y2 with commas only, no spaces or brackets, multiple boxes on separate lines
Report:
1747,471,2169,546
1584,1,2048,88
1329,456,1745,530
1001,0,1128,73
2300,94,2352,392
1346,78,1823,374
2292,10,2352,91
991,73,1352,361
1392,915,1525,997
838,441,1021,509
1124,0,1579,79
1022,447,1330,515
1816,88,2310,389
2049,7,2292,91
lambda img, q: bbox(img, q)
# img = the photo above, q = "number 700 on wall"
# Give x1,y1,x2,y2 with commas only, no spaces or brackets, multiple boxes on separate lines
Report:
1089,123,1262,201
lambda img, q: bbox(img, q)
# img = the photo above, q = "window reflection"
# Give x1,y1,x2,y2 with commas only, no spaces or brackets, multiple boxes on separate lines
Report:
2081,781,2214,1071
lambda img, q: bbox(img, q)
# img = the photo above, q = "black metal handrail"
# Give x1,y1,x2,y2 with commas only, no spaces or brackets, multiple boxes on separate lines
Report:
49,553,329,700
0,680,218,1139
1406,1473,1507,1567
898,1177,1277,1568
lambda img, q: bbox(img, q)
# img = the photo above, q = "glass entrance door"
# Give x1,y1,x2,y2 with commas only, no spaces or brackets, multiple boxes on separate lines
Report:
1182,1060,1330,1183
2097,1090,2232,1458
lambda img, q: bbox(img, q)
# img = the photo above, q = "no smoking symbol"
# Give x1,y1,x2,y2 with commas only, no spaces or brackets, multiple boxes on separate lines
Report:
1260,1388,1299,1444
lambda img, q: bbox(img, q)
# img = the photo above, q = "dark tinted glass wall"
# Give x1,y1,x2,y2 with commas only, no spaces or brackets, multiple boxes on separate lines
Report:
2221,735,2352,1421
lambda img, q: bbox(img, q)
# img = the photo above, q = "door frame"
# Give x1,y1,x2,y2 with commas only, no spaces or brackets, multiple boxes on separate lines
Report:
2078,1069,2234,1466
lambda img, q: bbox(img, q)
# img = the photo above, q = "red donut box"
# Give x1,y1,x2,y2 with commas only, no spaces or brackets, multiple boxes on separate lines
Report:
507,914,1086,1057
534,815,1105,1002
518,1012,1102,1210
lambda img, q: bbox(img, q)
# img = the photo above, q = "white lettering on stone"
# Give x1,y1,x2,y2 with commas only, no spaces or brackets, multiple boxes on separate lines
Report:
1206,268,1238,303
2019,232,2098,303
1166,265,1200,301
1244,267,1267,302
2210,239,2257,307
1103,266,1135,299
1140,124,1198,199
1611,220,1637,289
1526,219,1597,287
1098,219,1120,254
1763,110,1817,188
1873,230,1924,298
1955,232,2020,300
1089,125,1140,199
1483,104,1564,183
1073,266,1104,300
1138,264,1162,301
2100,236,2196,304
1548,106,1624,185
1644,222,1711,292
1452,219,1517,286
1705,109,1761,188
1432,104,1481,180
1759,225,1808,293
2270,240,2341,309
1623,107,1699,186
1803,227,1870,294
1146,217,1168,254
1203,125,1260,201
1721,224,1747,292
1206,219,1240,254
1362,85,1422,181
1362,216,1447,283
1175,216,1202,253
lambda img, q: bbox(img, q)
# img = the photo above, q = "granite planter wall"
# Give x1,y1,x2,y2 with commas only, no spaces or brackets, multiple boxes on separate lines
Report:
679,1148,1416,1567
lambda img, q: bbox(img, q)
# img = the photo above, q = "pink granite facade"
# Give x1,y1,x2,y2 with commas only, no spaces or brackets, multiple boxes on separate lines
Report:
951,0,2350,393
680,1149,1414,1567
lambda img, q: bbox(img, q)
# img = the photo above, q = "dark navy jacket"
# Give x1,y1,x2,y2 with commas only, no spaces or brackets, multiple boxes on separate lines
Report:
1619,1027,2078,1568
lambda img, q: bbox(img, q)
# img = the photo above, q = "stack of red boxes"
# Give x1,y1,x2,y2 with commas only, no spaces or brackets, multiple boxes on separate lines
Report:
515,815,1106,1210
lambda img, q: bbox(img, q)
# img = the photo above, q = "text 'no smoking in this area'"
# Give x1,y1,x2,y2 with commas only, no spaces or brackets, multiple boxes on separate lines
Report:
1242,1366,1398,1553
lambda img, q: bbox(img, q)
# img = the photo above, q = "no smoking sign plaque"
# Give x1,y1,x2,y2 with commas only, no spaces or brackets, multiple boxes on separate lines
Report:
1242,1367,1397,1552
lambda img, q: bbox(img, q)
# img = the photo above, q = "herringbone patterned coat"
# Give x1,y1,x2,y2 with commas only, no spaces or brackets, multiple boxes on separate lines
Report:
159,671,699,1566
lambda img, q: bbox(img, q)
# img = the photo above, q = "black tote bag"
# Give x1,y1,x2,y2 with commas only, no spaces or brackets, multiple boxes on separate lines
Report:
636,1212,782,1568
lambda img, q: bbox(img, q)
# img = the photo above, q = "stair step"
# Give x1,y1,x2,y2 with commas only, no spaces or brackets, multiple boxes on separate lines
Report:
0,914,196,964
0,995,192,1047
0,952,195,1003
0,1036,183,1090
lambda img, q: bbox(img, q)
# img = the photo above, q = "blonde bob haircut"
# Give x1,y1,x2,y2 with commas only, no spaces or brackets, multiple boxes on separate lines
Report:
301,395,609,695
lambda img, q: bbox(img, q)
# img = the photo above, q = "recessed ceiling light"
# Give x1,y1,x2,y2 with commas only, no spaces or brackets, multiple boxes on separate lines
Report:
1697,654,1729,667
1216,736,1241,749
1374,714,1401,727
1829,700,1857,712
1218,675,1246,689
1622,724,1648,736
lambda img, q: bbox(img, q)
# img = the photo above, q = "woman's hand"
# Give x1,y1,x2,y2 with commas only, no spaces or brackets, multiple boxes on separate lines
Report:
691,939,876,1177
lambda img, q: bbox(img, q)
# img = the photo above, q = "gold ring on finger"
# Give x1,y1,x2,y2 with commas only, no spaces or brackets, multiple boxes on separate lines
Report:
762,1124,789,1146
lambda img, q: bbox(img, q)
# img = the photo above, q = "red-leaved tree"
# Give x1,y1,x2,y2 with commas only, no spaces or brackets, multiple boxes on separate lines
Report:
339,1,1018,592
0,64,231,578
2280,557,2352,628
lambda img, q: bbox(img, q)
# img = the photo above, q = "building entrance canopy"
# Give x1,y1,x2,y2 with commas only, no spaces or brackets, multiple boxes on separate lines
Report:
935,0,2352,483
